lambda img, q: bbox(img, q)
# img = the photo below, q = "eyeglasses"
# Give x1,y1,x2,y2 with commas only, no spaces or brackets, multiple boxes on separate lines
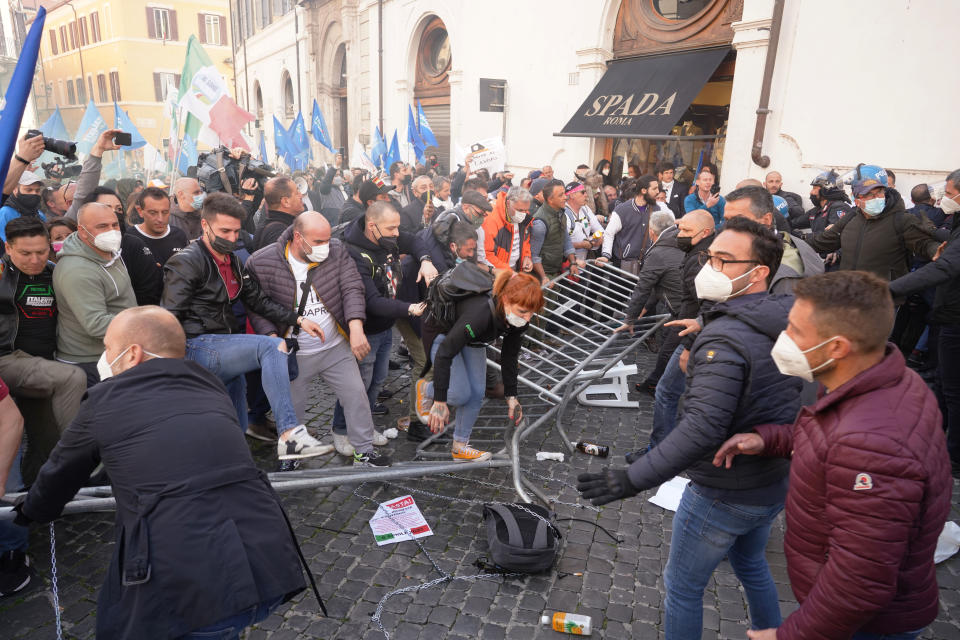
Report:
698,252,759,271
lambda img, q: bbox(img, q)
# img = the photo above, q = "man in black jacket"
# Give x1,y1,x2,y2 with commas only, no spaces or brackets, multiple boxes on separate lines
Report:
335,201,436,441
891,168,960,476
764,170,804,224
794,170,854,241
14,306,316,638
657,161,690,218
399,175,436,233
0,218,86,482
339,177,393,226
162,193,330,461
253,176,305,250
579,216,798,637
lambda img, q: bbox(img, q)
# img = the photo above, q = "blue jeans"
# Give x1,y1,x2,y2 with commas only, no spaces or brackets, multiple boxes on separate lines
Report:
185,334,298,436
664,484,783,639
332,328,392,435
652,345,687,447
179,596,283,639
851,630,924,640
0,445,28,553
426,334,487,443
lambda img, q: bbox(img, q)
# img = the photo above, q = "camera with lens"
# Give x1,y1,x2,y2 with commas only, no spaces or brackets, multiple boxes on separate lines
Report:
26,129,77,160
41,157,82,180
195,146,275,196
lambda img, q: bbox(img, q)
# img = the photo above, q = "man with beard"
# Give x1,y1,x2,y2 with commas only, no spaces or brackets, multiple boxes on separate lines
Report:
763,171,804,224
0,173,46,241
598,175,659,275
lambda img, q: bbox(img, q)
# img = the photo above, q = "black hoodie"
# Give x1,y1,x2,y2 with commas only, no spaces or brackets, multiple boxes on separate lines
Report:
343,214,431,335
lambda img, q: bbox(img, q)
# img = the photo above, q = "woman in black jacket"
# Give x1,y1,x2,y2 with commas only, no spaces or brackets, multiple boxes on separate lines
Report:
416,270,544,461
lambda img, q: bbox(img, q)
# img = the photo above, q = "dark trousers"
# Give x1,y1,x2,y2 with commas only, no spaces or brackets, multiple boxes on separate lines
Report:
937,324,960,473
643,324,681,386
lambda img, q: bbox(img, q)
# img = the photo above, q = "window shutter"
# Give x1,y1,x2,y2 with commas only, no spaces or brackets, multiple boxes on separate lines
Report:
146,7,156,39
153,73,162,102
170,10,178,40
198,13,206,43
219,17,227,46
88,77,94,101
174,74,181,88
49,29,57,55
91,12,100,42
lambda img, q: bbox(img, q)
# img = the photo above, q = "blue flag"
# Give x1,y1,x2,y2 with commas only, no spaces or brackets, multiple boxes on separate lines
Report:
371,127,388,169
36,106,71,175
113,102,146,150
0,6,45,189
273,115,291,163
311,100,334,152
177,134,198,176
259,130,268,162
75,100,108,156
386,130,400,169
417,101,438,148
407,105,425,163
290,111,311,171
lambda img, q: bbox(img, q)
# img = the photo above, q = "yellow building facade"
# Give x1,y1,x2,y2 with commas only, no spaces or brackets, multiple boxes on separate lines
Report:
34,0,234,155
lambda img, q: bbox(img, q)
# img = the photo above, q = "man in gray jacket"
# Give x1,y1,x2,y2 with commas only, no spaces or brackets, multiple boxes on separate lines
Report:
245,211,389,464
54,203,137,385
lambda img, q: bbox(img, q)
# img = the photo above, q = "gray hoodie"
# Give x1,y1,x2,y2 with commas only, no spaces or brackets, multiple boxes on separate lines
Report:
53,232,136,362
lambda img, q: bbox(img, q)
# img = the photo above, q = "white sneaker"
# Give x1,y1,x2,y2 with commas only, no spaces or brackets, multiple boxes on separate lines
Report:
278,425,335,460
333,433,355,457
372,431,388,446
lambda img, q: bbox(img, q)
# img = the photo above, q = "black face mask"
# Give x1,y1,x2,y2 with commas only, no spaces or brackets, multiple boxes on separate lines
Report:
207,229,238,254
16,193,41,212
810,194,821,208
375,224,399,255
402,174,413,186
676,235,694,252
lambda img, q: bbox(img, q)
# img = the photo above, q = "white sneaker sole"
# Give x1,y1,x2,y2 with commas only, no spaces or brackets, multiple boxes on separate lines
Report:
278,444,335,460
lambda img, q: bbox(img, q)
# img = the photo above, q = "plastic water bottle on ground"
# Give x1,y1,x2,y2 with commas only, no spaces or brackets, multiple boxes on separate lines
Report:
541,612,592,635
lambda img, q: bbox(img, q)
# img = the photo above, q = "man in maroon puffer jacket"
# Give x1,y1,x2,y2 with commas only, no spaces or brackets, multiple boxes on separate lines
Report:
713,270,951,640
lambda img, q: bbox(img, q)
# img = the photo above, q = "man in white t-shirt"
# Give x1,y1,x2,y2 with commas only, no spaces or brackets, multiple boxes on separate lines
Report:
563,182,604,262
245,211,389,465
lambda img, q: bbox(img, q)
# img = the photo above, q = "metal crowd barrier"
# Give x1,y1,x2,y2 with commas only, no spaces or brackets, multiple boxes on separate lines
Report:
0,259,666,520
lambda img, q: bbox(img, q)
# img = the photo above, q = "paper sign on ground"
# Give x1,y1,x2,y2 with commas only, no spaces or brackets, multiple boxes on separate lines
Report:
648,476,690,512
368,495,433,546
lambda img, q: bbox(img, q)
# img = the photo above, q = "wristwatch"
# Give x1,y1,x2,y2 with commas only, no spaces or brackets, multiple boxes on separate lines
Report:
14,154,29,165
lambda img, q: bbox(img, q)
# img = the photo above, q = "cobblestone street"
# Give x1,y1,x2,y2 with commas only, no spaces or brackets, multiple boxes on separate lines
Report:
3,343,960,640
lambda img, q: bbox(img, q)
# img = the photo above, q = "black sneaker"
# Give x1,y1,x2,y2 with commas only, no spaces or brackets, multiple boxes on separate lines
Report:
625,445,651,465
388,359,403,370
353,451,392,467
0,550,32,597
634,381,657,395
372,403,389,416
407,422,452,444
377,388,396,401
245,420,276,442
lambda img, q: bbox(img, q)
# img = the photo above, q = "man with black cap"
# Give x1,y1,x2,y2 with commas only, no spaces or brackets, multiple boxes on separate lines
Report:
340,176,393,225
0,172,45,241
528,177,549,214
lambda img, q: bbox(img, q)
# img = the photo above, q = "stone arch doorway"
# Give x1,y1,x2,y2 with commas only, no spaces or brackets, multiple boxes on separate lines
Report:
413,15,451,172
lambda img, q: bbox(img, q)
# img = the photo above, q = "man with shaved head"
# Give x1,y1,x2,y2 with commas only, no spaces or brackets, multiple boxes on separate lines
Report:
170,177,206,240
624,208,715,461
254,176,306,251
13,305,318,638
246,210,390,464
54,202,136,385
763,170,804,224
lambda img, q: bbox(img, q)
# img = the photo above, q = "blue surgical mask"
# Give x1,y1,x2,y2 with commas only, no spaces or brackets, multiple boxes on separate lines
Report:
863,198,885,216
191,192,206,210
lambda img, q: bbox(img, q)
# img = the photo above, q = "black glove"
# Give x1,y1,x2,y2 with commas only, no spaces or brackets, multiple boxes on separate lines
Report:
576,469,639,506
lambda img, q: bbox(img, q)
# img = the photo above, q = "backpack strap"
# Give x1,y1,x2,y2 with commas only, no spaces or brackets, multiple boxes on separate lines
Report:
487,504,525,547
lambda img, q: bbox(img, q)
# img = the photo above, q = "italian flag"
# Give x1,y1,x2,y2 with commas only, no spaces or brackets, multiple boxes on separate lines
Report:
177,35,253,150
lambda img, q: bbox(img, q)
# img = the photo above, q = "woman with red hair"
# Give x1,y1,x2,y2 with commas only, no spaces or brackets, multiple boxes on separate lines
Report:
416,270,545,461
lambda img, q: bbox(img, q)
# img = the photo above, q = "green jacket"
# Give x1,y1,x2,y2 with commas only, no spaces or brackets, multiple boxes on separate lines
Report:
53,232,136,362
533,202,566,276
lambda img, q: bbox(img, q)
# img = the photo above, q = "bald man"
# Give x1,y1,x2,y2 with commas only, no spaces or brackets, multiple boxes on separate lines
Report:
254,176,305,251
14,305,318,638
246,211,392,465
763,170,804,223
625,209,716,462
54,203,136,385
170,177,206,240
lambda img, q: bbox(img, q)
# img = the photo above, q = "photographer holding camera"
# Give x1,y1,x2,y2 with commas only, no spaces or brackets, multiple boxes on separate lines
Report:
0,135,47,235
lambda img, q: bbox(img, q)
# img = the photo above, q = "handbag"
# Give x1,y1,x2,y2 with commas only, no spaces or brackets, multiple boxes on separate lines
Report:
286,275,314,381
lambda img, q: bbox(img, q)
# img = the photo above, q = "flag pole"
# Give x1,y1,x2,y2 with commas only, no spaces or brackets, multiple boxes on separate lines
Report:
168,104,186,190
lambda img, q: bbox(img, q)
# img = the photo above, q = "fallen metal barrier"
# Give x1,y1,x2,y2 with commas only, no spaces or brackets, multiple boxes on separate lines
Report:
0,259,666,519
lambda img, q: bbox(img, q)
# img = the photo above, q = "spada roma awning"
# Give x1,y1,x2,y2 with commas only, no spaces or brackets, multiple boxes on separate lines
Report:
557,47,728,138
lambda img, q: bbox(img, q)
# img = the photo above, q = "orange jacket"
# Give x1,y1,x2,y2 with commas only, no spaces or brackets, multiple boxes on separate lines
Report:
481,191,531,270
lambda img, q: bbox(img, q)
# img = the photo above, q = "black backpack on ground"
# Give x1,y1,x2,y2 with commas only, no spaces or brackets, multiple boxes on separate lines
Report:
424,260,496,333
482,503,561,573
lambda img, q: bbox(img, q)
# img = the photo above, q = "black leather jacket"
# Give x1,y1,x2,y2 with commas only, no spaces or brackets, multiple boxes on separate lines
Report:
161,240,298,338
0,256,56,356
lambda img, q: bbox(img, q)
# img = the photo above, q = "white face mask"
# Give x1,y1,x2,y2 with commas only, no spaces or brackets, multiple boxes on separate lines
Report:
301,239,330,263
770,331,838,382
91,229,123,254
97,345,163,380
941,193,960,215
505,312,528,328
512,211,526,224
694,262,759,302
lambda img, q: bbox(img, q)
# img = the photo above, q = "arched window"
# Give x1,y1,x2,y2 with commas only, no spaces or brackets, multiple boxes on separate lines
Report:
253,81,263,120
